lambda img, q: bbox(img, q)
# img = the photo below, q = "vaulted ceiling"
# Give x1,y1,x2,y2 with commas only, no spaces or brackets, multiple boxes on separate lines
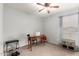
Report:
4,3,79,17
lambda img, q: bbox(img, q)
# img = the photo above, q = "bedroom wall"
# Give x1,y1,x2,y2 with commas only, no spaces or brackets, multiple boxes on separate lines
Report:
44,7,79,45
3,5,43,47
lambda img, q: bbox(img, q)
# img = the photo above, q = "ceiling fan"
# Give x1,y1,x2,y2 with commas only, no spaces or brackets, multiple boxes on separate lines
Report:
37,3,59,13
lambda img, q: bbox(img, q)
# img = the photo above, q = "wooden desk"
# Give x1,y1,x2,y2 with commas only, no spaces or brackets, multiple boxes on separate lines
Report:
27,36,40,51
27,35,47,51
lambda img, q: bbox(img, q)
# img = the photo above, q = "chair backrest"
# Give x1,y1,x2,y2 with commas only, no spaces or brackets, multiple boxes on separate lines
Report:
27,34,31,41
41,34,47,40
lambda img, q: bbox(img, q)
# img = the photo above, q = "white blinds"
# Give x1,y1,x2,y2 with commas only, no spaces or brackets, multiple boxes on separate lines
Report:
62,14,78,28
62,14,78,40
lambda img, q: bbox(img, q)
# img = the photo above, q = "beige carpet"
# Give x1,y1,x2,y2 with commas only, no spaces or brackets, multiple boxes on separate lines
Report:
19,43,79,56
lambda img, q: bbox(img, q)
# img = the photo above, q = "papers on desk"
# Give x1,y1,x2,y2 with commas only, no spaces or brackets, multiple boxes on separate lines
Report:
26,32,41,36
36,32,40,36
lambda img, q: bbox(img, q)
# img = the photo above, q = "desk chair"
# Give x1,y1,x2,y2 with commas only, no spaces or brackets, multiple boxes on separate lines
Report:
40,35,47,44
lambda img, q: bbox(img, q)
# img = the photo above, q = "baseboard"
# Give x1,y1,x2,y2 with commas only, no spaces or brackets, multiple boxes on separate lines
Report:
47,41,61,46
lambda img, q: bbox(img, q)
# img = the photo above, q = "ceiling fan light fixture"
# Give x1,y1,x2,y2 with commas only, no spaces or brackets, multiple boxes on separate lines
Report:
37,3,59,14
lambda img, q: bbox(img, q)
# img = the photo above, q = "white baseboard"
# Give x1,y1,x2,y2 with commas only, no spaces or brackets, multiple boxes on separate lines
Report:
47,41,60,46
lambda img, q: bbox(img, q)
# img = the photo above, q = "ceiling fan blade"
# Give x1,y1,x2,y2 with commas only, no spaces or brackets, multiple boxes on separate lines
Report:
50,6,59,8
39,8,45,12
37,3,44,6
44,3,51,7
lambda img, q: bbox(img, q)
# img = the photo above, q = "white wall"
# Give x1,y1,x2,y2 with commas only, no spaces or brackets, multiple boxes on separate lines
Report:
3,5,43,47
44,7,79,45
0,3,3,56
44,16,60,44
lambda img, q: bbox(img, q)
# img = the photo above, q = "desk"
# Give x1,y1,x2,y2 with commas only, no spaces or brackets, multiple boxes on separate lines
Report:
27,35,47,51
27,36,40,51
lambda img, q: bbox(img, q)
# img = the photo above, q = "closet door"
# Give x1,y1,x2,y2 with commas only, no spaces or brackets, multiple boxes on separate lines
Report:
61,13,78,46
